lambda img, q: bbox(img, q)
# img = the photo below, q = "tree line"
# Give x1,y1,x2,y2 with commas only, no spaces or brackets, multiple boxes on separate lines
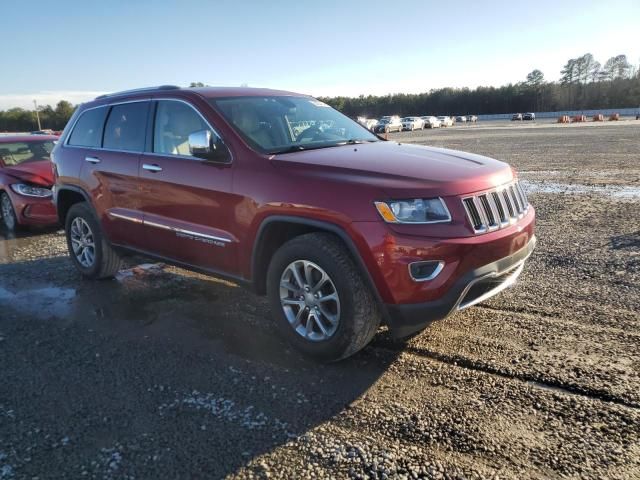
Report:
1,53,639,132
319,53,639,117
0,100,74,133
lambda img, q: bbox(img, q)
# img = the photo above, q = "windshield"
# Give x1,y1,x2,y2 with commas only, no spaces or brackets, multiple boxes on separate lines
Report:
211,96,379,154
0,140,54,166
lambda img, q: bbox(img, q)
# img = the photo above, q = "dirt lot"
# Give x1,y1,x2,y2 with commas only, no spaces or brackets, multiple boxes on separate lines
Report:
1,120,639,479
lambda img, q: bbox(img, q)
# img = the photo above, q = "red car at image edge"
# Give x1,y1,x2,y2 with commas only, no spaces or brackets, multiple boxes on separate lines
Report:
51,86,536,361
0,135,59,231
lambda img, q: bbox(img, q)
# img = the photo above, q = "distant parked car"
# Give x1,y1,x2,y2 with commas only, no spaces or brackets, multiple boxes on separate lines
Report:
401,116,424,131
0,135,58,231
357,117,379,131
523,113,535,121
421,116,441,128
374,116,402,133
437,116,453,127
467,115,478,123
31,129,56,135
512,113,523,121
455,116,467,123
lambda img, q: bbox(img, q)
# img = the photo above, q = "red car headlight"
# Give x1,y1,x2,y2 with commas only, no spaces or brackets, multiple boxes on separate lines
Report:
10,183,53,198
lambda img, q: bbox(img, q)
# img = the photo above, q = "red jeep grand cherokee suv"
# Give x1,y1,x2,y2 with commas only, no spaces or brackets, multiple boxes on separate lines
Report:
51,86,535,361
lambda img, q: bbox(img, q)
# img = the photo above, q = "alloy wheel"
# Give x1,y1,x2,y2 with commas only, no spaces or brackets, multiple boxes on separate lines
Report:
70,217,96,268
279,260,340,341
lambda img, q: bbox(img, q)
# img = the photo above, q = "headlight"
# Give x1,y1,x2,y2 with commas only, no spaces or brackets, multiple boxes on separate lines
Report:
374,198,451,224
10,184,53,198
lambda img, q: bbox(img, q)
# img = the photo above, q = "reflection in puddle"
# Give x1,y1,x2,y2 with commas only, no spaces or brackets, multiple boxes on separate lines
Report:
115,263,166,281
0,232,28,263
0,262,164,322
521,180,640,199
0,259,286,363
0,264,170,322
0,286,76,319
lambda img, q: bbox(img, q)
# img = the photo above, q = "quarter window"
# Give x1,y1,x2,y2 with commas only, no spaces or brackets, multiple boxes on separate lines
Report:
68,107,107,147
103,102,149,152
153,101,216,157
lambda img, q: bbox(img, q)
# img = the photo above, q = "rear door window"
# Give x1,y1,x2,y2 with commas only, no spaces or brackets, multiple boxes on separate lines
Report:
103,102,149,152
68,107,108,147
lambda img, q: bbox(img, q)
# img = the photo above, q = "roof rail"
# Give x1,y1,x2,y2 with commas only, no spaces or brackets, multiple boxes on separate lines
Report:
95,85,181,100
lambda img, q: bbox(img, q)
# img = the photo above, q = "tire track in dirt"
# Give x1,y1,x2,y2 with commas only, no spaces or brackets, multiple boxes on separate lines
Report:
370,340,640,410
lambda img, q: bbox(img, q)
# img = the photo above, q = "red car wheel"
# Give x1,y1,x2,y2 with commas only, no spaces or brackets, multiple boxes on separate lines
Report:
1,192,18,231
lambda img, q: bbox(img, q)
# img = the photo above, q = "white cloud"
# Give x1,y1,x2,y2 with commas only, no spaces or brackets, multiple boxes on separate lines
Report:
0,91,107,111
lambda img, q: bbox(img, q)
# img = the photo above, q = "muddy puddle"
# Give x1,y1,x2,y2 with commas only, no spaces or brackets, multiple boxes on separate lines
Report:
0,251,292,364
0,285,76,319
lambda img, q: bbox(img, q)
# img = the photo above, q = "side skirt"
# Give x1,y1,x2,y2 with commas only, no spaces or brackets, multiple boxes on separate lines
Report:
112,244,254,291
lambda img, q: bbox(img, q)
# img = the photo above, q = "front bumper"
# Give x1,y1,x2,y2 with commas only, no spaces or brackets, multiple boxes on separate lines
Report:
7,189,58,226
385,234,536,338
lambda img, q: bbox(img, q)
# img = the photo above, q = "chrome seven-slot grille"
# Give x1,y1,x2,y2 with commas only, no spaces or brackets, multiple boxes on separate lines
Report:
462,181,529,234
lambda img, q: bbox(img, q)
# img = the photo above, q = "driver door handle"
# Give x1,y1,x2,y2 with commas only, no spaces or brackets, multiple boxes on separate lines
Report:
85,156,100,164
142,163,163,173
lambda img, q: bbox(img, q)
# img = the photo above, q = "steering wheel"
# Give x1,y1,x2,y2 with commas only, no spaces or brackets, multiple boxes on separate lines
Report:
296,125,323,142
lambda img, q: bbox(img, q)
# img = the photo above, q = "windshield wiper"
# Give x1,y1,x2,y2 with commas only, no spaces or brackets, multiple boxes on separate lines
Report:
269,145,307,155
269,144,339,155
341,139,376,145
269,139,377,155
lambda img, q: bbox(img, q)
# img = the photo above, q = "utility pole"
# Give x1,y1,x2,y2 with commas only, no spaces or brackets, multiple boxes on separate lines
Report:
33,99,42,130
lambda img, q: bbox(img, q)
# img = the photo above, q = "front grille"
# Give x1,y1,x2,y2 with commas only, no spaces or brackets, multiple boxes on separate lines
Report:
462,198,483,230
462,181,529,234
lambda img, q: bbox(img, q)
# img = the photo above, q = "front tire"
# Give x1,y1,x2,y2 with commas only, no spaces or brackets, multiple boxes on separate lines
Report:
267,233,381,362
0,192,19,232
65,202,123,279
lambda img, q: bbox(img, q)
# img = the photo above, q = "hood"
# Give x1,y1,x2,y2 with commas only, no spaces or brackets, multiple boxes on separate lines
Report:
271,141,513,197
1,160,54,187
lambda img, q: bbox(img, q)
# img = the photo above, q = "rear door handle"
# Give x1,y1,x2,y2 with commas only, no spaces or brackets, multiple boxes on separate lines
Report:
142,163,163,173
85,156,100,164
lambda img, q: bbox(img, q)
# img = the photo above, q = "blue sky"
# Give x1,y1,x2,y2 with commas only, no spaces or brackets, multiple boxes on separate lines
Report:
1,0,639,108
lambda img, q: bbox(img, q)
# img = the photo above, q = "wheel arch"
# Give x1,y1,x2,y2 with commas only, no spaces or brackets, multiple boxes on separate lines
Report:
55,185,94,224
250,215,389,321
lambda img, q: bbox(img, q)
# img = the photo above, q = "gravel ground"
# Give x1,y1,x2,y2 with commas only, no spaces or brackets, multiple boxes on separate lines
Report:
1,120,639,479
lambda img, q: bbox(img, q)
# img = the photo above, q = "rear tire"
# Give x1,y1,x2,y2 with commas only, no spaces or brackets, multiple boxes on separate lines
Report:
0,192,19,232
267,232,381,362
65,202,123,279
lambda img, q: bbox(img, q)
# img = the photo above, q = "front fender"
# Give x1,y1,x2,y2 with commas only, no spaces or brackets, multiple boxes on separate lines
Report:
247,213,392,321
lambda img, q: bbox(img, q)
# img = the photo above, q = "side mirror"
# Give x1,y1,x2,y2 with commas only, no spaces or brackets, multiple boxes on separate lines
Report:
188,130,231,163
